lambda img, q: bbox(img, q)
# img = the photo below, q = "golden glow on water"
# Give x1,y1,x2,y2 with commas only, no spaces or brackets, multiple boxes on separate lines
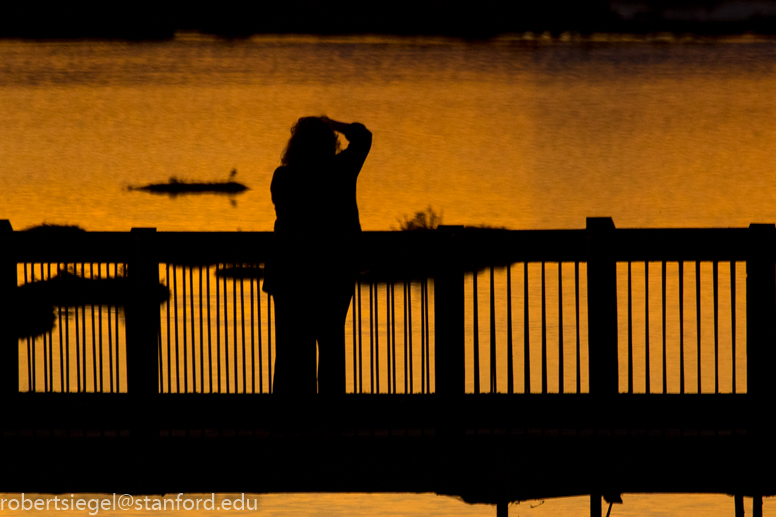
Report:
3,38,776,231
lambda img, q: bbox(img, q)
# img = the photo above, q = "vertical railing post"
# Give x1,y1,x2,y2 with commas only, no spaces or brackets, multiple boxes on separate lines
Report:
0,220,18,396
125,228,161,398
746,224,776,400
590,494,601,517
586,217,619,396
734,494,744,517
434,225,465,395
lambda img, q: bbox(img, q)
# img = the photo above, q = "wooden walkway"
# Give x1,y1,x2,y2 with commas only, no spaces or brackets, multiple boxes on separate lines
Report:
1,218,775,516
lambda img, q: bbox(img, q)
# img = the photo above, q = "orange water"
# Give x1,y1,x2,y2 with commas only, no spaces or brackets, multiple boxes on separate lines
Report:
2,36,776,232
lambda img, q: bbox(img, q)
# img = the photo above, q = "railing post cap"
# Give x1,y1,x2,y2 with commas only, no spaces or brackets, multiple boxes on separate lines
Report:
0,220,12,232
586,217,615,231
749,223,776,230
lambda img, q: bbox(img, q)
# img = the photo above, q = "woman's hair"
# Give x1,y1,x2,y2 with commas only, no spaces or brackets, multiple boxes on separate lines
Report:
281,117,340,167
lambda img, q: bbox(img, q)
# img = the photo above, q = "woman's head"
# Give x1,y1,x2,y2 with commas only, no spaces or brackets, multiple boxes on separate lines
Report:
281,117,340,167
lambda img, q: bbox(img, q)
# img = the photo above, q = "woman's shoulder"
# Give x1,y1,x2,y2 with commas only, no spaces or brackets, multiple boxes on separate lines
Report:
271,164,292,183
270,165,290,199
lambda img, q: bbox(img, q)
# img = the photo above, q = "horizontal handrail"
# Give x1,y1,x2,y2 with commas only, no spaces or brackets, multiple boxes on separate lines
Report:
2,226,757,265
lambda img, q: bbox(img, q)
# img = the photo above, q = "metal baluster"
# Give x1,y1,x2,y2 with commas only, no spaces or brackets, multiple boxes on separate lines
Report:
731,261,737,393
404,281,408,394
473,271,480,394
696,261,702,393
156,266,163,393
190,266,197,393
182,265,189,392
24,264,32,391
391,281,396,394
199,266,205,393
260,269,269,393
507,265,514,394
40,264,48,392
490,266,496,394
233,268,238,393
207,265,213,393
575,262,581,394
524,263,529,394
118,263,125,392
375,282,380,394
58,281,65,392
66,264,72,392
267,292,273,392
216,265,221,393
425,279,430,394
408,281,414,393
386,281,392,394
352,282,357,393
81,263,86,392
47,263,54,391
370,282,375,394
358,281,363,393
679,262,685,394
541,262,547,395
558,263,564,394
238,269,246,394
108,269,114,393
713,261,719,394
662,261,667,394
420,280,425,393
173,265,181,392
32,263,37,391
224,265,230,394
627,262,633,394
421,281,426,392
645,262,650,394
90,263,97,392
74,265,80,393
250,266,255,394
97,263,104,392
165,263,174,393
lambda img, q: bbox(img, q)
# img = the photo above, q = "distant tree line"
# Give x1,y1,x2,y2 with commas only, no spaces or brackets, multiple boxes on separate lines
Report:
2,0,776,39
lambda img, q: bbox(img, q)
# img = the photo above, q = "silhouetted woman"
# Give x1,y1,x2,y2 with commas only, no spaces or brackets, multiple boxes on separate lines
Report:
263,116,372,395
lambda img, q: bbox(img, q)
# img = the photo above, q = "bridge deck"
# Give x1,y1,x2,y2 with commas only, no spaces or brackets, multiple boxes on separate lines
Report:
1,393,769,503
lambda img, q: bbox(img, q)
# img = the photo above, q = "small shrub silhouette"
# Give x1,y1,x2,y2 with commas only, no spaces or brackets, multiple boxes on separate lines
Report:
397,206,443,231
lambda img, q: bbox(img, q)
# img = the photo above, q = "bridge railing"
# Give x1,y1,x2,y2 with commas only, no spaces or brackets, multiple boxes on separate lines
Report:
446,219,756,396
1,218,773,400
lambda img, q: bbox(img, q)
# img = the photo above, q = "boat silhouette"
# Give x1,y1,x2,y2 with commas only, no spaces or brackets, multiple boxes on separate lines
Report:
130,169,249,195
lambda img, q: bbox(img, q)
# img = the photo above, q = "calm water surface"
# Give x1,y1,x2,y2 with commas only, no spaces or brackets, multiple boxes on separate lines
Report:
2,35,776,516
2,35,776,231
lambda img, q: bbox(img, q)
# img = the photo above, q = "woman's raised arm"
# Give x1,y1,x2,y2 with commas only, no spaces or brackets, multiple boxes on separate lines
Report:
320,116,372,144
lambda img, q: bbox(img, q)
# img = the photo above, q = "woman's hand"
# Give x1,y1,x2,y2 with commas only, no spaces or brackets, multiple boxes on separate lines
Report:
320,116,352,134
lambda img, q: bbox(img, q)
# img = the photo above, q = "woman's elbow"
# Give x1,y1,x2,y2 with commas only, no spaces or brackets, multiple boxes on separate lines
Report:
349,123,371,140
359,125,373,150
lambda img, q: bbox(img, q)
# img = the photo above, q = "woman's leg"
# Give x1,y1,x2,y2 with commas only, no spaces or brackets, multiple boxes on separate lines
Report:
316,283,353,395
272,291,317,395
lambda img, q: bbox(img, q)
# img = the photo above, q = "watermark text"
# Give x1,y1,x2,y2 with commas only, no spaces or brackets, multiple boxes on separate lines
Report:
0,494,257,514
